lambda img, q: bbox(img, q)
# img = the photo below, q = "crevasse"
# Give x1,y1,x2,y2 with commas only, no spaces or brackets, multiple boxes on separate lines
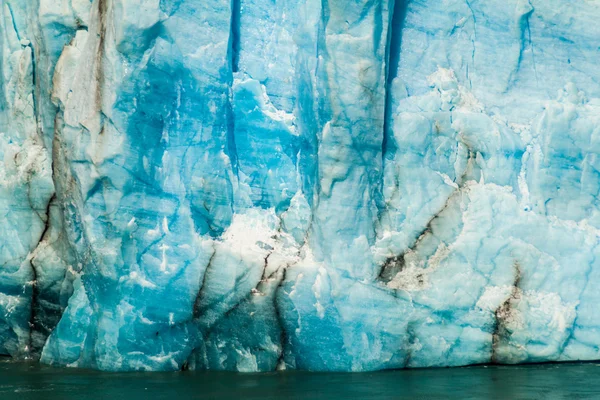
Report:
1,0,600,372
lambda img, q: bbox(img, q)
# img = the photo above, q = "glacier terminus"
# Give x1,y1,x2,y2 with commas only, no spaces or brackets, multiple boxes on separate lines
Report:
1,0,600,372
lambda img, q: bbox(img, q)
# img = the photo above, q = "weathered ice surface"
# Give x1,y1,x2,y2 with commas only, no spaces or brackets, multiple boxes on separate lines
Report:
1,0,600,371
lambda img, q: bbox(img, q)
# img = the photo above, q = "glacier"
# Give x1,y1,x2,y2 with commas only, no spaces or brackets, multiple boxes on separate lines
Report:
1,0,600,372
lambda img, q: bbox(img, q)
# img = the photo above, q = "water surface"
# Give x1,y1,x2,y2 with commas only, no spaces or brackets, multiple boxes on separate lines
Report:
1,360,599,399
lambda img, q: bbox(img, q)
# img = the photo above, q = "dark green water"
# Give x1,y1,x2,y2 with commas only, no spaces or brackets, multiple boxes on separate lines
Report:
1,360,599,400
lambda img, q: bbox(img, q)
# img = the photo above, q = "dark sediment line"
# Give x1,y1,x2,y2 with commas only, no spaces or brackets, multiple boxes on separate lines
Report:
377,188,458,283
193,251,216,319
491,262,522,363
28,193,57,356
274,267,289,370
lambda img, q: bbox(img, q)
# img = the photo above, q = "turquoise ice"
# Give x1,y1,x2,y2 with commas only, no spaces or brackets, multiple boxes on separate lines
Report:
1,0,600,371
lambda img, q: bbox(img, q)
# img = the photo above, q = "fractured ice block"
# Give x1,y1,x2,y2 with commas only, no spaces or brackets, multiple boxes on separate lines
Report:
1,0,600,372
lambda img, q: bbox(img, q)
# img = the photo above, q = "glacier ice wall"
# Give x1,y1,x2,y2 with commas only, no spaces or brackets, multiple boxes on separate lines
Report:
1,0,600,372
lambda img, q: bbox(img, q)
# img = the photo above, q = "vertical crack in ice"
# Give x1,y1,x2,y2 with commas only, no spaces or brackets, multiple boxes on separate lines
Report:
225,0,240,189
25,42,42,139
273,265,289,369
508,1,535,89
28,192,56,356
465,0,476,89
525,10,539,87
35,195,55,253
5,3,21,41
230,0,241,73
384,0,407,95
300,0,330,250
381,0,407,196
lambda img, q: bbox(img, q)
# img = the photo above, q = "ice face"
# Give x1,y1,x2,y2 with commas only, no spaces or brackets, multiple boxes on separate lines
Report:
1,0,600,372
